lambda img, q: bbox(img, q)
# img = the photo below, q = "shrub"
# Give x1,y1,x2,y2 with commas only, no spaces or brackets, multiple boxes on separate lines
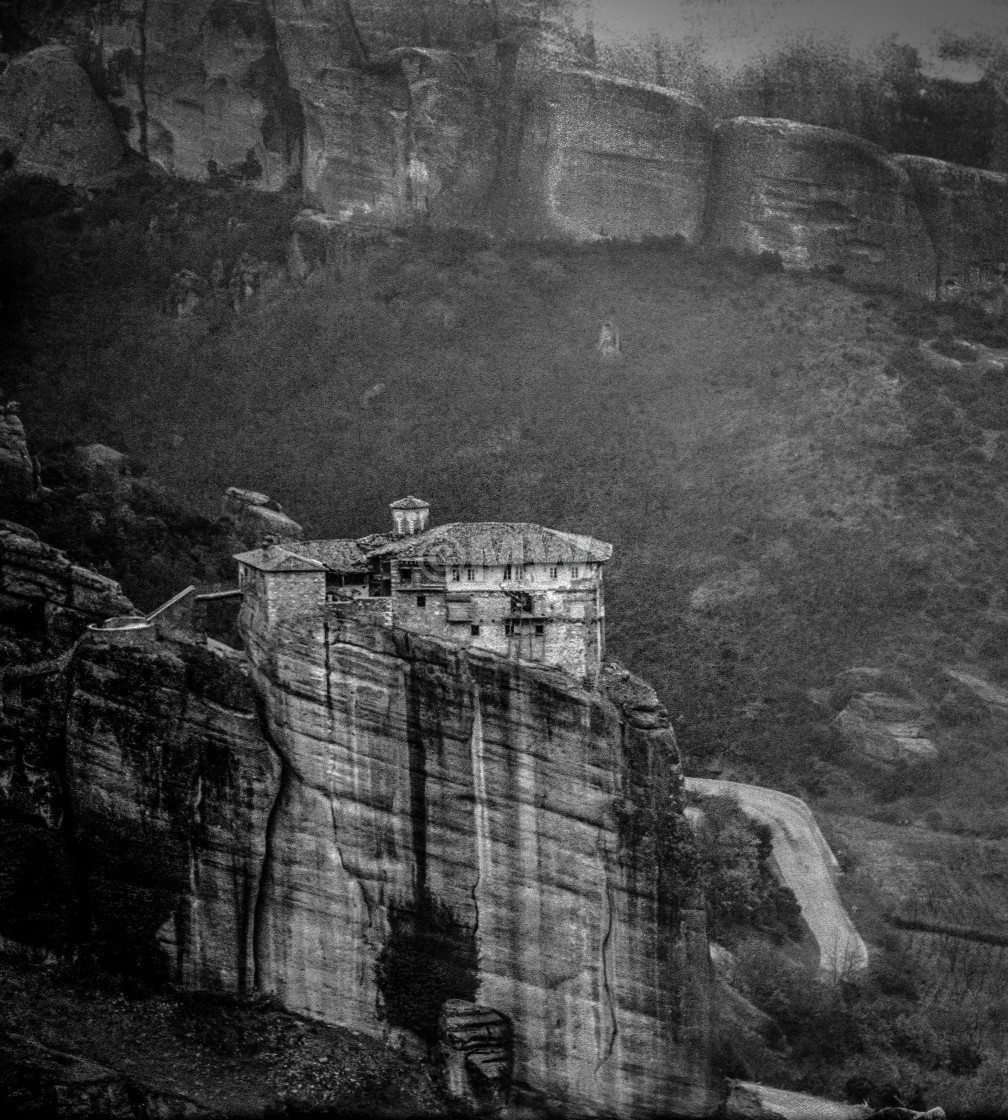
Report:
375,889,477,1042
693,797,804,947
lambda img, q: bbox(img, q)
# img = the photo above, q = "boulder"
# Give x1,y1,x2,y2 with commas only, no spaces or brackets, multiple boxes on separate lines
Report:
704,118,936,297
436,1000,512,1110
0,403,36,500
833,692,937,764
96,0,301,189
0,44,124,186
400,47,504,228
71,444,131,496
897,155,1008,308
510,70,714,242
221,486,303,543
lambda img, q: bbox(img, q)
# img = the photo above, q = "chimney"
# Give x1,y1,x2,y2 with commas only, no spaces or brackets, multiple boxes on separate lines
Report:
390,496,430,537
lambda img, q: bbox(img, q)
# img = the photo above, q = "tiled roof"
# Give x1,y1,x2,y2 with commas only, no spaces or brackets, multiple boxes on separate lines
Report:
390,495,429,510
233,545,326,572
296,539,369,571
367,523,612,566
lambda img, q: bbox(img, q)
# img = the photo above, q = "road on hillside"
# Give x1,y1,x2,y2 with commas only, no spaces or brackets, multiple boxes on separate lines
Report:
685,777,869,976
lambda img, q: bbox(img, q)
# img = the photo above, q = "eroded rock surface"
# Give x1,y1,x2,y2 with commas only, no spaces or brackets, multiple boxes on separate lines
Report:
0,405,36,501
221,486,303,544
704,118,936,296
832,684,937,765
511,71,713,242
0,44,124,186
897,155,1008,304
66,633,282,991
97,0,301,188
239,597,712,1116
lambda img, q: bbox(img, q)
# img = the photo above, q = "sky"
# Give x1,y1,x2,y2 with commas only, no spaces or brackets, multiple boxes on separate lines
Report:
586,0,1008,80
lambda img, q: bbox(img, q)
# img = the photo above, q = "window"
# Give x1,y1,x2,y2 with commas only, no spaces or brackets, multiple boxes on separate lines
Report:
400,567,412,583
452,567,461,582
416,595,426,607
470,623,480,636
550,566,558,580
466,566,474,581
504,564,512,580
504,621,513,636
534,623,544,636
572,565,580,579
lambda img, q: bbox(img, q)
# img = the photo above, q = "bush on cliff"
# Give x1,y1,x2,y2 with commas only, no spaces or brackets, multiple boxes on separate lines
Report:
692,796,804,949
375,889,477,1043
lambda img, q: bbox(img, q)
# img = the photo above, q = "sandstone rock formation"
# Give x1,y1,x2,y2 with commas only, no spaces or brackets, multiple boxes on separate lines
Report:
96,0,301,189
220,486,303,544
0,521,134,647
66,632,282,991
896,155,1008,303
833,691,937,765
0,44,124,186
511,71,713,242
0,404,36,500
238,605,712,1116
704,118,936,297
436,999,513,1110
0,501,713,1115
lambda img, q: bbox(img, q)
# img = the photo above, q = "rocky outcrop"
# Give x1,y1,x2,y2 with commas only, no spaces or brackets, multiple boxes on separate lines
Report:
220,486,303,544
833,692,938,764
65,633,282,990
0,521,134,645
97,0,301,189
238,600,712,1116
0,404,36,501
896,155,1008,304
436,999,512,1110
510,71,713,242
829,668,937,765
704,118,936,296
0,44,124,186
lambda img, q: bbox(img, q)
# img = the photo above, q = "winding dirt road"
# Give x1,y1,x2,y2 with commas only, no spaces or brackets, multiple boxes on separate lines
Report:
685,777,868,976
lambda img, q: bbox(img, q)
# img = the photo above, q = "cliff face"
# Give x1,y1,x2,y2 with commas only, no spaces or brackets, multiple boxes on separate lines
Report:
65,636,281,990
703,118,936,297
81,1,1008,294
239,601,711,1116
896,155,1008,300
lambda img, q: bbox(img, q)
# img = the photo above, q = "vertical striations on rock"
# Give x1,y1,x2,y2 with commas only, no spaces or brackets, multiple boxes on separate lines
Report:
896,155,1008,302
0,45,125,187
240,590,712,1117
508,70,713,242
96,0,302,189
65,635,282,991
704,117,937,297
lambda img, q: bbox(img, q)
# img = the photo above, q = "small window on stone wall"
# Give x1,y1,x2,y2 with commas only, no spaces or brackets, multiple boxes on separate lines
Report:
550,566,558,580
504,564,512,580
572,565,580,579
471,624,480,636
417,595,426,607
452,567,461,582
466,567,474,581
504,621,512,636
535,623,544,636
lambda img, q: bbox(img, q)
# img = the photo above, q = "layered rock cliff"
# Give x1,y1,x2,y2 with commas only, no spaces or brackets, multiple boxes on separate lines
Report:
0,510,714,1115
65,634,282,989
240,604,712,1115
33,2,990,293
703,118,936,297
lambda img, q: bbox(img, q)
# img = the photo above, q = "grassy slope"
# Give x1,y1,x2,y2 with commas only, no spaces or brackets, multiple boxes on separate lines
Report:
7,174,1008,1111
